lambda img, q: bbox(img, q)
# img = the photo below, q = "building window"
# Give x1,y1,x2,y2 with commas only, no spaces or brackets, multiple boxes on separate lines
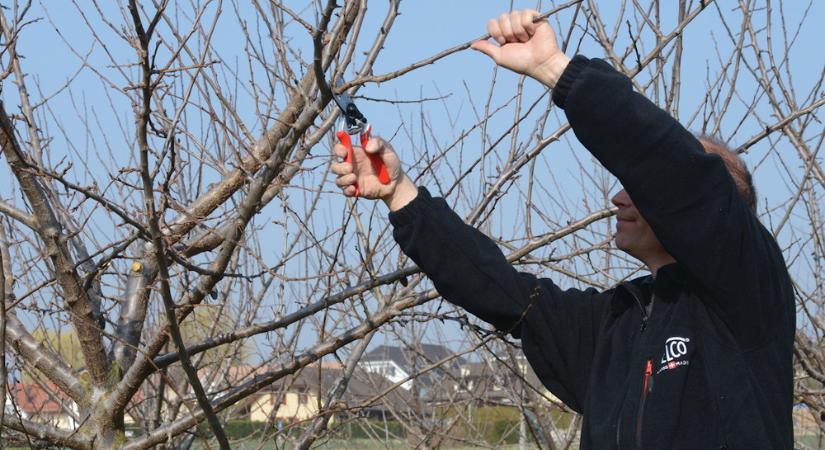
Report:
299,393,308,405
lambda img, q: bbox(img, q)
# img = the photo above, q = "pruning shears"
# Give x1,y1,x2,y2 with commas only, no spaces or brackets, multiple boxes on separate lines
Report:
333,80,390,196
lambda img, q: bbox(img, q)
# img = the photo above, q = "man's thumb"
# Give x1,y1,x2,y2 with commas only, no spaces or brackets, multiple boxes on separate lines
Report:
364,137,383,155
471,40,500,62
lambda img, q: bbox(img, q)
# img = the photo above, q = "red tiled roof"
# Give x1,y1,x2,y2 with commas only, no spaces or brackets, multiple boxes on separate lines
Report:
8,382,72,414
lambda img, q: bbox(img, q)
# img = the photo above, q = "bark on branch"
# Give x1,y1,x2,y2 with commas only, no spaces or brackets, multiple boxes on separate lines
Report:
0,102,111,388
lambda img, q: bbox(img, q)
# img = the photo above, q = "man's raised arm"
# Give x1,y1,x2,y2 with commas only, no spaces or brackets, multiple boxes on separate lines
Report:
474,10,792,348
330,113,611,413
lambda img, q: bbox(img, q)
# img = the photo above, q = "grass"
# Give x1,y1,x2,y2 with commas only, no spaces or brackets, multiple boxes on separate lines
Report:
191,439,540,450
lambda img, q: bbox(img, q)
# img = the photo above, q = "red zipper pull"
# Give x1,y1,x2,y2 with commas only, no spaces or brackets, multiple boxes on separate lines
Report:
636,359,655,447
644,359,654,392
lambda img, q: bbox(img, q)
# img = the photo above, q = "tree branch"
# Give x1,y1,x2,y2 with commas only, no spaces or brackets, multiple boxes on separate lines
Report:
0,102,110,387
1,414,88,449
0,199,37,230
123,290,435,450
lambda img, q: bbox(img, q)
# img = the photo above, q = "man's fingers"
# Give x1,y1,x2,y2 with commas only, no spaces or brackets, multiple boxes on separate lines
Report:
471,40,501,62
498,13,516,43
510,12,530,42
335,173,356,188
358,178,393,199
330,162,352,176
332,143,348,159
487,18,505,45
342,185,357,197
520,10,540,36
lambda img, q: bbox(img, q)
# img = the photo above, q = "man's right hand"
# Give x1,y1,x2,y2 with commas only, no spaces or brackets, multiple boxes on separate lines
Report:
471,9,570,88
331,136,418,211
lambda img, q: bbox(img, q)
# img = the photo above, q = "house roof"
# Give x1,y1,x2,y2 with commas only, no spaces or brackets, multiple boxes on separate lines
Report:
361,344,464,373
299,367,412,409
8,382,73,414
225,364,412,413
198,360,344,386
438,358,546,405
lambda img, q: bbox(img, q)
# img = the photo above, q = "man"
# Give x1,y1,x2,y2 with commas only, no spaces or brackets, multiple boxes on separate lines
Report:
331,10,794,449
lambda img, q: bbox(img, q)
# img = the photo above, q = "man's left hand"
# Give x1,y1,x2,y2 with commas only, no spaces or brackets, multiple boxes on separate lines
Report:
471,9,570,88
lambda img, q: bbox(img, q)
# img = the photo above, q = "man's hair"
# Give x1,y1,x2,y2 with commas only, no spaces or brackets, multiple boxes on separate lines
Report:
696,135,757,213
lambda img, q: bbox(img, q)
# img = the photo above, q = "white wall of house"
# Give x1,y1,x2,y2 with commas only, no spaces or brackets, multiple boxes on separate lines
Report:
249,391,319,422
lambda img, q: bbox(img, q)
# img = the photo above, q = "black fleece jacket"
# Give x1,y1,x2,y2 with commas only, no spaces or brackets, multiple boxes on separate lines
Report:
388,56,795,449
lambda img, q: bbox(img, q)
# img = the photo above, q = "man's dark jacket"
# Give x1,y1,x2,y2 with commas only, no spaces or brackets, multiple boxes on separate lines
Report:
388,56,795,449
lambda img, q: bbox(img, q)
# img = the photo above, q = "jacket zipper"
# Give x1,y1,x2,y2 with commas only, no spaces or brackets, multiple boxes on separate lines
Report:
617,286,651,448
636,359,654,449
634,289,651,333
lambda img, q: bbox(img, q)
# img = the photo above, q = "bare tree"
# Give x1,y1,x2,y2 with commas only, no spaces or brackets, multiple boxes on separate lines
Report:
0,0,822,449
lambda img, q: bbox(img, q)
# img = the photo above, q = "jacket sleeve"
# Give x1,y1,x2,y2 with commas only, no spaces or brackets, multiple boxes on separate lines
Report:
553,56,792,348
389,187,612,412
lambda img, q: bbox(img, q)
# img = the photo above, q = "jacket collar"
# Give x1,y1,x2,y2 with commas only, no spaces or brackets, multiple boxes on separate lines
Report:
611,263,692,316
653,263,693,299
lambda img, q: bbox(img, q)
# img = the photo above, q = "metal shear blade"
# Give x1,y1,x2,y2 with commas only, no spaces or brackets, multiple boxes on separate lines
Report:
333,80,368,135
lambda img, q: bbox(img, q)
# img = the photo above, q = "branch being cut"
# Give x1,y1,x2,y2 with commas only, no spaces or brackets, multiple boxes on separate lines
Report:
343,0,585,89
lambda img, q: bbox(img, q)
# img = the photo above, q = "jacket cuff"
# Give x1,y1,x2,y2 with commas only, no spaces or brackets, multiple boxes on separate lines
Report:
552,55,590,109
388,187,433,227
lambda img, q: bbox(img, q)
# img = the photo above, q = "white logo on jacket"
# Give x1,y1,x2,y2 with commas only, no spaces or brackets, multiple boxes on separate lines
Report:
656,337,691,375
661,336,690,363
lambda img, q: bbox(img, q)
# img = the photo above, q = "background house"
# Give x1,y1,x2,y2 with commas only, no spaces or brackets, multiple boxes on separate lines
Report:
452,356,554,405
5,382,78,430
221,362,410,424
358,344,464,392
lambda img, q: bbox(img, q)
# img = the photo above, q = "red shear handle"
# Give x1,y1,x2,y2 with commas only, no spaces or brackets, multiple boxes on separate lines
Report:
360,128,391,185
336,129,390,197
